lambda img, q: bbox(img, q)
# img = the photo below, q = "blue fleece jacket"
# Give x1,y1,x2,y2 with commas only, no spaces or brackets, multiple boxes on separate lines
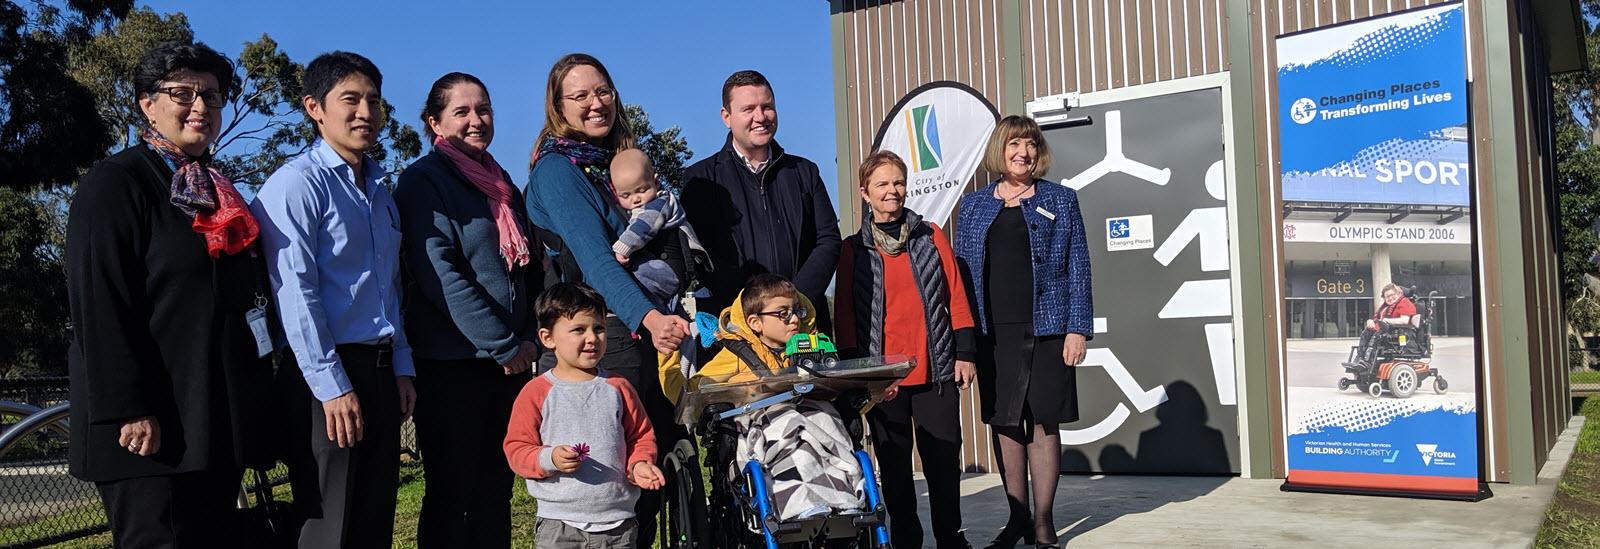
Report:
525,155,659,330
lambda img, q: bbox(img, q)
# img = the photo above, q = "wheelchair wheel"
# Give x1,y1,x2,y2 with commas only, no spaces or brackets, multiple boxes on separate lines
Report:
1389,366,1418,398
1338,378,1351,391
1368,382,1383,398
659,440,708,548
1434,376,1449,394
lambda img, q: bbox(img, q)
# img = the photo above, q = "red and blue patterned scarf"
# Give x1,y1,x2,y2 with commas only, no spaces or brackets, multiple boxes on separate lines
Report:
140,127,259,257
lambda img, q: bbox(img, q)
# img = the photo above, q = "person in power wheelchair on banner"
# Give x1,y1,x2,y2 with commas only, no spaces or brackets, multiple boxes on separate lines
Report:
1339,283,1448,398
658,274,907,548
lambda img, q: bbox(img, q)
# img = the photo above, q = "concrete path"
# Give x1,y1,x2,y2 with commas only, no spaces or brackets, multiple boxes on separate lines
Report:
910,416,1581,548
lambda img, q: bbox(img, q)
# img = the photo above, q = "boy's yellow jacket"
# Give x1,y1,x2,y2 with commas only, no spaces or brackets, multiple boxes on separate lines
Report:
659,289,819,404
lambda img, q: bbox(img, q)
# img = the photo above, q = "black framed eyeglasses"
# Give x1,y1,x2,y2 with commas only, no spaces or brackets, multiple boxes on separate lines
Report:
157,86,226,108
755,306,807,323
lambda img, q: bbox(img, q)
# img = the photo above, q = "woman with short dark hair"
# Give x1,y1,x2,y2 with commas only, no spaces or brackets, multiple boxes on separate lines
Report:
66,41,273,547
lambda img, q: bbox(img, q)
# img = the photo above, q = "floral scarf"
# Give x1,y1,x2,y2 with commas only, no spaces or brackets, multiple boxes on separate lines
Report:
140,127,258,257
534,135,617,202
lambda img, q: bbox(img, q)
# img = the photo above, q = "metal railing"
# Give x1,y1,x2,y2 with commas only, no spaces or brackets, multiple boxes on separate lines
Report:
0,378,418,548
0,400,101,549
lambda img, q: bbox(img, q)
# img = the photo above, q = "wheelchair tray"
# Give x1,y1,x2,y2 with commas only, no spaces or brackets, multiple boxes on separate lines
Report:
676,355,912,426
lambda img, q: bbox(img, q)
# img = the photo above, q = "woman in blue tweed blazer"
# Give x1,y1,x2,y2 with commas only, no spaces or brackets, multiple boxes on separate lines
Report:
953,115,1093,549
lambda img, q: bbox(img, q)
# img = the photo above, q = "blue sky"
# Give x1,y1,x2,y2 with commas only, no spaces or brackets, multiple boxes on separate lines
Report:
141,0,840,195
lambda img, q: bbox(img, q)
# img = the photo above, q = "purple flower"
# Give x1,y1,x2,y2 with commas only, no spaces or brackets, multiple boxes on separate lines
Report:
574,443,590,461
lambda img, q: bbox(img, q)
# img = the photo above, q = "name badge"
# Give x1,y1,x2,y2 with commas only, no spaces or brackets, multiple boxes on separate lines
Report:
1035,207,1057,221
246,296,274,358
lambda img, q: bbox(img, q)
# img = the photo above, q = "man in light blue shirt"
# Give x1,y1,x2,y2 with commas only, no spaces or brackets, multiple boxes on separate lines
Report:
251,51,414,549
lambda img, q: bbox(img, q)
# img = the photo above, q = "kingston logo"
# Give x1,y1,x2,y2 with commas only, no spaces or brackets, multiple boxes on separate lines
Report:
904,104,943,172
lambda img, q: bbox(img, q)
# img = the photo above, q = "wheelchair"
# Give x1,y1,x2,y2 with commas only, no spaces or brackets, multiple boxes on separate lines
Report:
1338,288,1448,398
656,356,911,549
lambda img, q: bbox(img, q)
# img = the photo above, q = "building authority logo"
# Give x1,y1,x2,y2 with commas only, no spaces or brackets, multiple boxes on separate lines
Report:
873,82,999,224
905,105,943,172
1290,97,1317,124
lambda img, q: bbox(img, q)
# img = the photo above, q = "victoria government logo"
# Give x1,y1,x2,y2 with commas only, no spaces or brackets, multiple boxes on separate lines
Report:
1290,97,1317,125
904,104,943,172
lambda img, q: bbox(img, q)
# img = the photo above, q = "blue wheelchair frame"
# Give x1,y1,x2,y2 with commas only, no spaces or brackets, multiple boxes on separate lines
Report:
743,450,890,549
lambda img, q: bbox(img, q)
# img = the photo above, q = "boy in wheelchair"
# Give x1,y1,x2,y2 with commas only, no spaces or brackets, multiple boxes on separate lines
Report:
1352,283,1421,367
691,274,869,522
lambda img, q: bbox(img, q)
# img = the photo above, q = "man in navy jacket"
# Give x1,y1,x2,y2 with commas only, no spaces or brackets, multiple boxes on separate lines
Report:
681,70,842,332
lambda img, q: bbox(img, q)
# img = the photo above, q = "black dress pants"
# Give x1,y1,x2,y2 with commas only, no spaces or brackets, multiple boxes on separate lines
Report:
280,345,401,549
867,380,968,548
96,469,241,549
413,357,529,548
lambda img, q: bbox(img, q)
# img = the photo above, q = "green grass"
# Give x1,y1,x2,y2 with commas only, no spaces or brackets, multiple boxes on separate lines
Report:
11,441,716,548
388,460,543,548
1572,370,1600,386
1536,396,1600,548
0,501,109,548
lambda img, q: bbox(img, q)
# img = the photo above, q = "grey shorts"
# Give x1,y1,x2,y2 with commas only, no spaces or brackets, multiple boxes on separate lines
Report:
533,517,638,548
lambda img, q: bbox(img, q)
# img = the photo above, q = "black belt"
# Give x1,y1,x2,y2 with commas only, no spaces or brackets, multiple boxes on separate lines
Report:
336,343,393,369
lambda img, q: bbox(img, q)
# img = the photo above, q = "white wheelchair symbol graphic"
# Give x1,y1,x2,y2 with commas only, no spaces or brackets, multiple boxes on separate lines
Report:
1061,318,1170,445
1108,219,1131,239
1055,109,1237,445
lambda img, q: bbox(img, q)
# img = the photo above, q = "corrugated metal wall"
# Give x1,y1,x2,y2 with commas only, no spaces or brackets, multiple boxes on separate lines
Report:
835,0,1013,472
1019,0,1230,98
836,0,1011,230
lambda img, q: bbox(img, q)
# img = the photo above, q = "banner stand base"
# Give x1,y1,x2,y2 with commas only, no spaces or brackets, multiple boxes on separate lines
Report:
1280,481,1493,502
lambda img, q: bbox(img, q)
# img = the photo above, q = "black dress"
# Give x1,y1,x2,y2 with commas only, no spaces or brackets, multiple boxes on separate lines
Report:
978,206,1078,428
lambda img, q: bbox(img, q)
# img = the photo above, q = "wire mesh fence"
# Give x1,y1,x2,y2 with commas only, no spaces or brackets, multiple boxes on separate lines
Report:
1,378,99,549
0,378,420,548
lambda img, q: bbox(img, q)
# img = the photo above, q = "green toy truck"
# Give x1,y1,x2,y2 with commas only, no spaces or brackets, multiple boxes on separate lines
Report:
783,333,839,371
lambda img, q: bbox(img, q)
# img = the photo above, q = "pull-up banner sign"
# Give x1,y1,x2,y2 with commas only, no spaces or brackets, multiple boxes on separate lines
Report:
1276,2,1485,500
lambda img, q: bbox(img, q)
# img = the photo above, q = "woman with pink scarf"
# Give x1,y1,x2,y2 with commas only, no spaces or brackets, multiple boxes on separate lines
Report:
394,72,542,548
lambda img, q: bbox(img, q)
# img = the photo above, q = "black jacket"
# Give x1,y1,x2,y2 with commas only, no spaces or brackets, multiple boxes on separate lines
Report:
394,150,540,365
681,135,841,329
66,146,274,482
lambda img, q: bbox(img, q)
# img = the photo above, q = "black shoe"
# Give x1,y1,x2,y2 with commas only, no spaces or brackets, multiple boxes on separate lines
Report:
982,522,1030,549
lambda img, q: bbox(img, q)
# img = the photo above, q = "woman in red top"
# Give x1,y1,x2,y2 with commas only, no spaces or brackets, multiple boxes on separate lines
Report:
1358,283,1418,363
836,151,977,549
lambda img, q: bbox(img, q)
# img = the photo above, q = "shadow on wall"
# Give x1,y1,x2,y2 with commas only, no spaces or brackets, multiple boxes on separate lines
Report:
1059,381,1232,474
